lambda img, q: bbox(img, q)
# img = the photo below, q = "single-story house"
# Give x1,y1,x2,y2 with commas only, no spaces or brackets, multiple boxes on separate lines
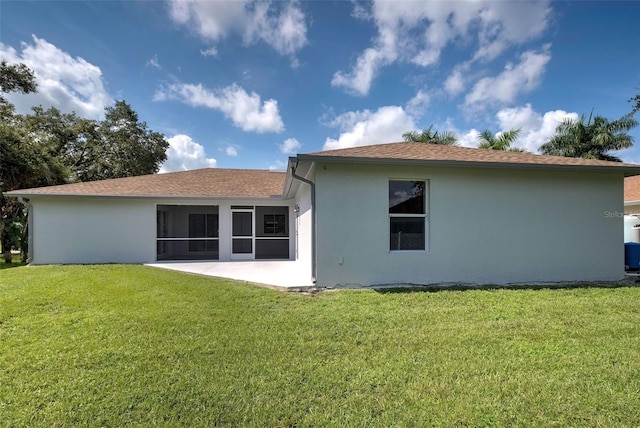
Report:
8,141,640,287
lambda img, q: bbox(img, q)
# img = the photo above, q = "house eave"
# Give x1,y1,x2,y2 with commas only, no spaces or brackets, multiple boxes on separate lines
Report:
283,157,314,199
4,192,289,200
296,154,640,175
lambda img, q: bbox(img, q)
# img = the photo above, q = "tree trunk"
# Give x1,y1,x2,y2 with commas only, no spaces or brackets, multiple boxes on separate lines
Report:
2,230,12,263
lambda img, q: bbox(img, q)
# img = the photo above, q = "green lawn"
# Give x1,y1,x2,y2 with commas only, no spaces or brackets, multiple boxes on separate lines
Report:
2,265,640,427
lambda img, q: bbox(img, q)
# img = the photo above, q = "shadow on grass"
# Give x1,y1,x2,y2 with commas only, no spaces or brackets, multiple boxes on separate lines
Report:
0,254,26,270
373,281,640,294
0,263,26,270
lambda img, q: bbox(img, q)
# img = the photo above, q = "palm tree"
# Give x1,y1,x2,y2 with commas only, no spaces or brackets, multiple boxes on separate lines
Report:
402,125,458,146
477,128,525,152
629,88,639,116
539,113,637,162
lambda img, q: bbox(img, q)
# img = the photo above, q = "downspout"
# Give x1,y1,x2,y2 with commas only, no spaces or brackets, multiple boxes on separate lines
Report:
290,160,316,284
16,197,32,264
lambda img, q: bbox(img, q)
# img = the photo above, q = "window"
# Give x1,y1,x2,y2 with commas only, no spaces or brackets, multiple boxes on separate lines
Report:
156,205,219,261
263,214,286,235
157,210,169,254
389,180,426,251
255,206,289,259
189,214,218,252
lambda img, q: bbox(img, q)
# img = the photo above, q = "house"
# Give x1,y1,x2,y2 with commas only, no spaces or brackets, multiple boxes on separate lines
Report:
8,141,640,287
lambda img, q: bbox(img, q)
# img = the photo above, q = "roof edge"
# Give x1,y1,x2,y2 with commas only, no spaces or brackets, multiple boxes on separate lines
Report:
4,192,288,200
296,154,640,175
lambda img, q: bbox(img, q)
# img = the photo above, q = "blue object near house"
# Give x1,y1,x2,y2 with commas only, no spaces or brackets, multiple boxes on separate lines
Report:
625,242,640,271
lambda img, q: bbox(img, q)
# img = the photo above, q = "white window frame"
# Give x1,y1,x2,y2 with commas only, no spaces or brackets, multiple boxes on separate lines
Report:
389,179,428,252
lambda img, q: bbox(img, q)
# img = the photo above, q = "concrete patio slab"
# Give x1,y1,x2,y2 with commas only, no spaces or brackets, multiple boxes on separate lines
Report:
146,260,314,289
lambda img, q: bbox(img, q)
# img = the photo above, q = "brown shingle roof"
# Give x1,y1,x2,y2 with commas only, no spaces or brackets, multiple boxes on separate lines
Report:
7,168,286,198
9,142,640,199
303,141,640,171
625,176,640,202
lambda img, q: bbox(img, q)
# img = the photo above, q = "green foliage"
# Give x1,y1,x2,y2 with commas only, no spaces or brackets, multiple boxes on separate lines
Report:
629,87,640,116
477,128,525,152
20,101,169,182
2,265,640,426
90,100,169,180
403,125,458,146
0,59,37,103
540,112,637,161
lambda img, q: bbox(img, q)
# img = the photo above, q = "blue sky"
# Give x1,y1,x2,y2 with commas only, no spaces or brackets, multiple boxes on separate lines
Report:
1,0,639,172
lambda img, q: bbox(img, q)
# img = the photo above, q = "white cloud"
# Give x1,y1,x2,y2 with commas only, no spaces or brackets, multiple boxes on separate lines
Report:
0,35,112,118
495,104,578,153
323,106,415,150
167,0,307,59
146,54,160,68
331,47,395,96
472,1,552,62
155,82,284,133
160,134,217,173
269,159,287,171
333,0,551,96
279,137,301,154
244,1,307,56
168,1,246,40
406,89,430,117
444,66,466,97
200,47,218,58
457,129,481,148
225,145,238,157
446,104,578,152
464,46,552,109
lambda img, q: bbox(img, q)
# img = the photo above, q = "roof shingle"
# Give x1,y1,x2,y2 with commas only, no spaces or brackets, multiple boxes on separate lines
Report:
625,176,640,202
8,142,640,199
304,141,640,170
7,168,286,198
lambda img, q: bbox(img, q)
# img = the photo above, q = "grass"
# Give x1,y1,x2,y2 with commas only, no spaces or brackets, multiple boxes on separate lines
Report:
2,265,640,427
0,253,25,269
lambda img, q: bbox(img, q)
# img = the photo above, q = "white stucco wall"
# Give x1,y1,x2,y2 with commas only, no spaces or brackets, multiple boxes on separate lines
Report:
294,173,313,268
30,197,156,264
28,196,297,265
313,162,624,287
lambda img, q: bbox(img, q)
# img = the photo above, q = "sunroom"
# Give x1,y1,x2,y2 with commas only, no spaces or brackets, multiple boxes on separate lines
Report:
155,204,293,262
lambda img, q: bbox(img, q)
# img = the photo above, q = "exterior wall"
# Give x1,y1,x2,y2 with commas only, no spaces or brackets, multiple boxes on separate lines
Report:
293,170,314,269
314,162,624,287
29,196,296,265
30,197,156,264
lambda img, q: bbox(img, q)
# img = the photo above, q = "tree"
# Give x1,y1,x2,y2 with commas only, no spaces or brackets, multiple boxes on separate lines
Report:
477,128,525,152
20,102,169,182
628,86,640,116
88,100,169,180
403,125,458,146
23,106,103,182
0,60,36,104
539,113,637,162
0,61,38,262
